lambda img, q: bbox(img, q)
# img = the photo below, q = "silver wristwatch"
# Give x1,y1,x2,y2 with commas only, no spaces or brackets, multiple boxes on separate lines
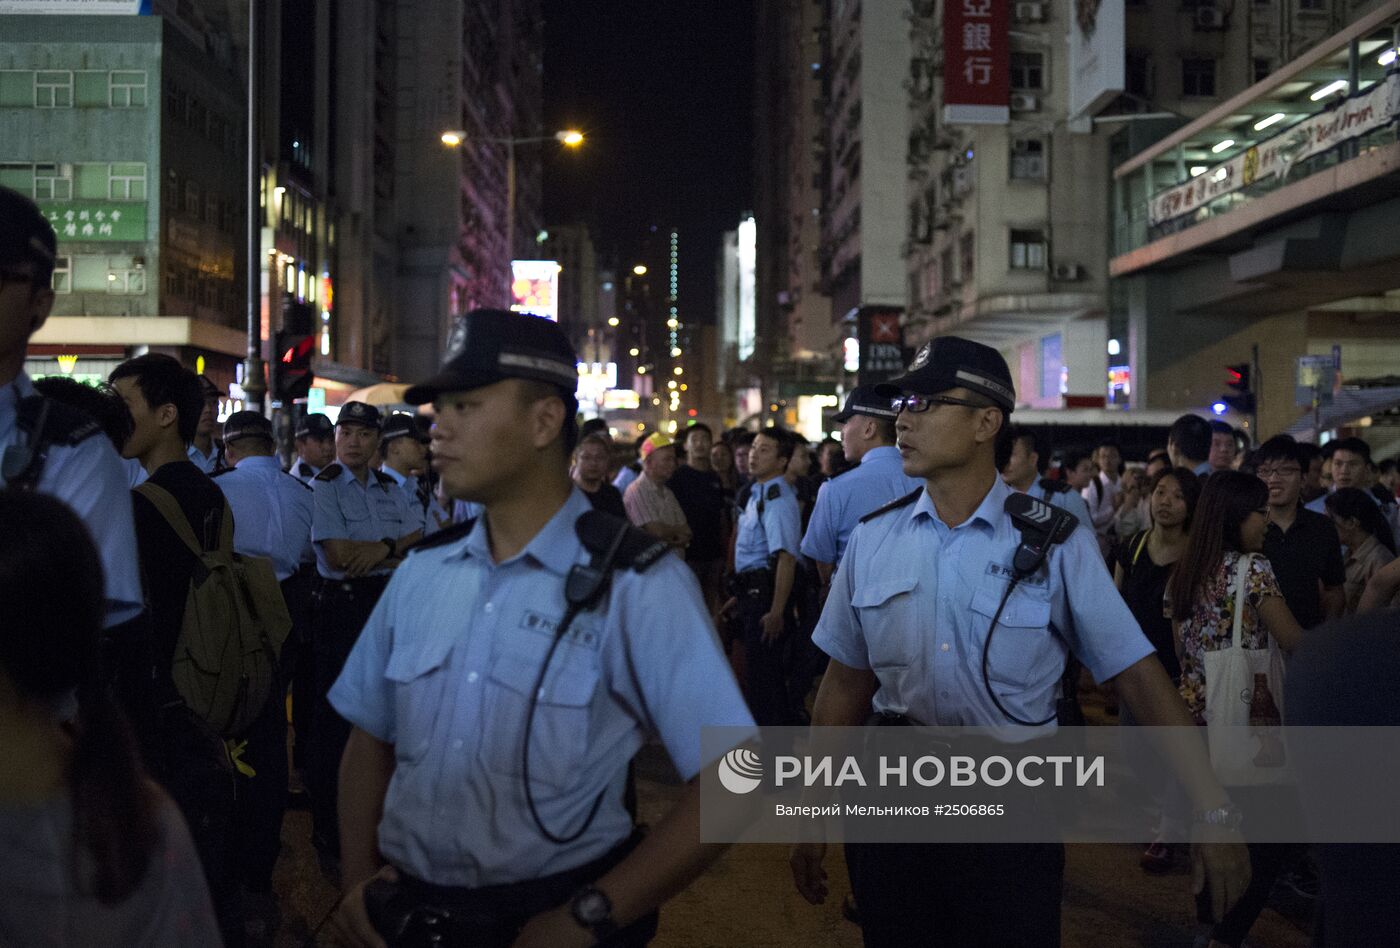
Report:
1193,802,1243,832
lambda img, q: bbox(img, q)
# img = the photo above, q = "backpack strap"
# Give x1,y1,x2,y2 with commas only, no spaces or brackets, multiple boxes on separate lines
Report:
135,482,204,558
216,500,234,555
1130,529,1151,567
860,486,923,524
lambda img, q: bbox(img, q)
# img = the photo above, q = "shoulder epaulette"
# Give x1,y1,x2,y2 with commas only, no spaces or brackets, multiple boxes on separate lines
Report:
859,486,923,524
372,469,396,489
1037,477,1071,494
313,463,343,482
405,517,475,554
211,467,233,478
575,509,670,574
17,395,101,447
283,471,313,490
766,481,782,501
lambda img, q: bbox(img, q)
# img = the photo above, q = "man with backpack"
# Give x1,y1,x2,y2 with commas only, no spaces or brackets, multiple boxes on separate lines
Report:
110,352,245,944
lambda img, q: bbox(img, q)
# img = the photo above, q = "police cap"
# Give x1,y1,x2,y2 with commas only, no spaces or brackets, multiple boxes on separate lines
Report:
336,401,381,428
833,384,900,423
295,412,334,439
875,336,1016,413
381,412,428,444
222,410,273,445
0,185,57,273
404,308,578,405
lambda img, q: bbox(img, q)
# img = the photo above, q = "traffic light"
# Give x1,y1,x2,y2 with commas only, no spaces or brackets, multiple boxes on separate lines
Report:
273,299,317,402
1222,362,1255,415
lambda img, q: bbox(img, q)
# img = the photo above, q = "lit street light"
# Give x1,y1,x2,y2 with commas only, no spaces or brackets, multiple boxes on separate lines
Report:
632,264,648,276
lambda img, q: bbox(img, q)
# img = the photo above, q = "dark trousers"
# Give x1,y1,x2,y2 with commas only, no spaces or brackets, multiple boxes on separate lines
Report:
736,573,795,727
309,575,389,858
844,840,1065,948
233,680,290,893
281,567,316,773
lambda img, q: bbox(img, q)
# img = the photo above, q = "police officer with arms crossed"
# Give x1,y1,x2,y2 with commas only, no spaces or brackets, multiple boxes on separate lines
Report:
327,309,755,947
309,400,422,872
729,428,804,726
789,337,1250,947
800,385,920,589
379,412,450,537
292,412,336,482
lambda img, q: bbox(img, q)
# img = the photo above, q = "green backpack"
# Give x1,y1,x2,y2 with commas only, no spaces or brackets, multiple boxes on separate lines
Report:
136,482,291,738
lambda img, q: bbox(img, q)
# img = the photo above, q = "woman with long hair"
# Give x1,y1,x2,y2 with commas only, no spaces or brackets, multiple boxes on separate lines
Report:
0,491,219,946
710,439,738,494
1168,471,1304,948
1114,466,1200,871
1325,486,1397,614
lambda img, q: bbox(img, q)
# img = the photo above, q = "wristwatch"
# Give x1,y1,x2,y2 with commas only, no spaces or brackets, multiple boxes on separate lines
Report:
1193,802,1244,832
569,885,618,941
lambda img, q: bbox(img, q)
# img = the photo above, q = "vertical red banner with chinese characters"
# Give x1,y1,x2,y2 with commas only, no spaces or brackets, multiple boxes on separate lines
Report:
943,0,1010,124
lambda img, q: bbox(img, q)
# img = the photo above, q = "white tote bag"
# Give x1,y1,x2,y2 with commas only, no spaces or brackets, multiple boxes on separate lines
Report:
1202,554,1291,787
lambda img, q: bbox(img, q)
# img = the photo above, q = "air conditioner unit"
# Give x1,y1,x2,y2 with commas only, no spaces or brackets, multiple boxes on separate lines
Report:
1195,7,1225,30
58,163,74,178
1052,262,1083,281
1015,2,1046,23
1010,93,1040,112
132,256,147,269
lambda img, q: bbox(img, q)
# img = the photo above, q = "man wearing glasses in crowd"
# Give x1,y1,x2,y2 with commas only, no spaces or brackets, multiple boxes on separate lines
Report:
1255,435,1346,629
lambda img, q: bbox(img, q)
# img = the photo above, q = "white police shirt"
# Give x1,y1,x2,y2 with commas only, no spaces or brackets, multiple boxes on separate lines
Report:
311,463,419,580
734,476,802,574
814,476,1154,730
329,487,756,886
214,455,313,581
800,445,920,567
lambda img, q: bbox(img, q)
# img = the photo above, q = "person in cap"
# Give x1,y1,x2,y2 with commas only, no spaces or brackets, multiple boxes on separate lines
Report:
622,432,691,551
187,374,224,474
326,309,755,947
726,427,804,727
291,412,335,482
1000,424,1092,527
307,399,422,873
0,185,144,630
799,385,920,589
791,336,1251,947
212,409,312,919
378,411,449,536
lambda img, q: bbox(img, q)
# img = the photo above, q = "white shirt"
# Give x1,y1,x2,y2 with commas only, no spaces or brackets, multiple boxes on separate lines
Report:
1081,471,1121,535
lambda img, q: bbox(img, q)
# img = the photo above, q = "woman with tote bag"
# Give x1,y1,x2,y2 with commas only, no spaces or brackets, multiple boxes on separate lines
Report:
1167,471,1305,948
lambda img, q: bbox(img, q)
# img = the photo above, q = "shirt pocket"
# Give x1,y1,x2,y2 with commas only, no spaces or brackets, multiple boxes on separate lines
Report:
969,582,1055,689
850,576,921,668
383,635,455,764
476,650,600,797
341,492,372,524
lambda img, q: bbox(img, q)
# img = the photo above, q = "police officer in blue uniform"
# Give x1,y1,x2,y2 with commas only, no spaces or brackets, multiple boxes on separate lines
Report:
800,385,920,588
1001,424,1093,527
308,399,422,870
790,337,1251,947
729,428,804,727
379,412,450,537
187,374,225,474
327,309,755,948
214,409,314,906
291,412,335,482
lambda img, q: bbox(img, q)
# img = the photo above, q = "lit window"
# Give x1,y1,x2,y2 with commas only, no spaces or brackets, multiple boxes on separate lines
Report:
1009,229,1046,270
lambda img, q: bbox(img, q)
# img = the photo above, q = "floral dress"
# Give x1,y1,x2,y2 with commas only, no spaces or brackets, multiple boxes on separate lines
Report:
1168,551,1283,724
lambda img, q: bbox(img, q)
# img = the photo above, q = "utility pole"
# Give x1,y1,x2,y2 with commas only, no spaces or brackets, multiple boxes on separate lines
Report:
242,0,267,414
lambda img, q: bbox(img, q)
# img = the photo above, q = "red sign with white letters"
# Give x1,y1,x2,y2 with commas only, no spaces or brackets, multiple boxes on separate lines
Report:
943,0,1010,124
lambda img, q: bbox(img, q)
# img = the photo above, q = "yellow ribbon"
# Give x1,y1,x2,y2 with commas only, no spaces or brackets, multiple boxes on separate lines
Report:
226,739,257,778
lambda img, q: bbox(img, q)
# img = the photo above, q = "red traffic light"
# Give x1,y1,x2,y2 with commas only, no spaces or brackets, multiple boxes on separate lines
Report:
281,335,317,364
687,408,697,417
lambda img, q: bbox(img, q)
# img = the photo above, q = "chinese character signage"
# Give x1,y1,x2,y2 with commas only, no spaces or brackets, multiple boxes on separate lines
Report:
37,201,146,242
857,308,909,387
943,0,1009,124
510,260,560,321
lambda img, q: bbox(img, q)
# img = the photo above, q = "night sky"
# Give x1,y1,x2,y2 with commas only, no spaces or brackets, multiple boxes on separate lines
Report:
541,0,755,325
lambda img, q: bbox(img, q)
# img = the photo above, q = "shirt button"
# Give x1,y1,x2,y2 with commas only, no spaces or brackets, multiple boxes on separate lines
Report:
484,602,495,614
940,643,950,652
452,739,464,750
467,671,479,683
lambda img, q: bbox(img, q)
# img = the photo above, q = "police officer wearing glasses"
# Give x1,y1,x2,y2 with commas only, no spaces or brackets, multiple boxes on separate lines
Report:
789,337,1251,947
327,309,755,948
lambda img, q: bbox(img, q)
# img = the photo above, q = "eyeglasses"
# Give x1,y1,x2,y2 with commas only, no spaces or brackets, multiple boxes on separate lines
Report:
1255,465,1300,480
890,393,994,414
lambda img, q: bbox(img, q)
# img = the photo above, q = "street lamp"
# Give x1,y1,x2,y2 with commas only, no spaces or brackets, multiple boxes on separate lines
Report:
632,264,648,276
439,128,584,260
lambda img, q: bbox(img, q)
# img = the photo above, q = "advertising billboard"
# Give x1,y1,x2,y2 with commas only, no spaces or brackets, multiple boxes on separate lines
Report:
509,260,560,321
943,0,1010,125
1068,0,1126,120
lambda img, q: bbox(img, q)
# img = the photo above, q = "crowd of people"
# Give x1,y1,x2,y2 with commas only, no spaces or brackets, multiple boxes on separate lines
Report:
5,180,1400,948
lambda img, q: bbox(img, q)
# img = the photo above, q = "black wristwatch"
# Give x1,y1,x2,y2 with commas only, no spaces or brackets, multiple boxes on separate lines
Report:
380,536,397,556
569,885,618,941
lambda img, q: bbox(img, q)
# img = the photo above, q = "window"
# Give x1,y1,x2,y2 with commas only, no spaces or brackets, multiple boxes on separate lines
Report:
1182,58,1217,97
51,255,71,294
941,247,958,287
34,71,72,108
1010,139,1045,179
33,164,72,200
1126,51,1153,98
105,257,145,295
1297,0,1325,10
1253,58,1272,83
1040,334,1064,399
960,232,976,283
1010,52,1044,91
0,71,32,107
1010,229,1047,269
108,163,146,201
109,71,147,108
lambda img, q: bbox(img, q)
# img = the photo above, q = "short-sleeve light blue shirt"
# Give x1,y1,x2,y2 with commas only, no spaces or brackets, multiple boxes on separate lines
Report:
1030,481,1093,528
377,464,430,535
735,476,802,573
214,455,313,581
800,446,920,566
813,476,1154,729
612,464,640,494
328,487,756,886
311,464,419,579
187,442,219,474
0,374,144,627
